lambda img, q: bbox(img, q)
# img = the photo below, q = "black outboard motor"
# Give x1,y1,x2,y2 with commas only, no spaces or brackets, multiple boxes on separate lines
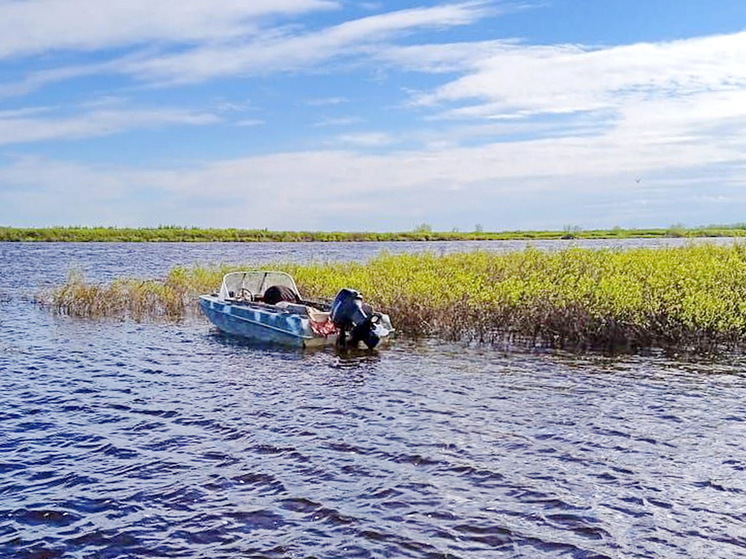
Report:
330,288,382,349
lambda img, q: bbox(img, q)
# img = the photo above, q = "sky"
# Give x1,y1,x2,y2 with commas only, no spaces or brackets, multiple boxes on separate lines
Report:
1,0,745,232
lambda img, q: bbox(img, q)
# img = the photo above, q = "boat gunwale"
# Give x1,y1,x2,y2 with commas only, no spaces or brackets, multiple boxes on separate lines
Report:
199,294,329,315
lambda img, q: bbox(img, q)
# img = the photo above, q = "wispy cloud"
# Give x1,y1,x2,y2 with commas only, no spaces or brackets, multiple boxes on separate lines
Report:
215,100,254,113
3,2,496,95
315,117,365,127
235,119,265,127
0,0,338,58
373,39,514,73
0,62,115,99
0,106,219,146
117,2,496,84
306,97,350,106
335,132,397,146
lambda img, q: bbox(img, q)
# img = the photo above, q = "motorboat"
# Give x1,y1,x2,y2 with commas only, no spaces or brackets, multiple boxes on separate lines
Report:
199,271,394,348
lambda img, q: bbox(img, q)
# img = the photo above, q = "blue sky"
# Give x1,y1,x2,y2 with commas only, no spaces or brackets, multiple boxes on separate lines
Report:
1,0,745,231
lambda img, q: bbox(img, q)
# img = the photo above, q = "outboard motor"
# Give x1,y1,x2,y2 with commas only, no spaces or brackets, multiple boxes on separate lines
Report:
330,288,384,349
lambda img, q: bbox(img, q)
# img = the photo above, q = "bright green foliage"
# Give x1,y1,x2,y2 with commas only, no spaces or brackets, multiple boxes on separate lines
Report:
44,243,746,354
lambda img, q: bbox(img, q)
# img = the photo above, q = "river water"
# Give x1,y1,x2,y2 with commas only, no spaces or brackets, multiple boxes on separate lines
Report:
1,240,745,558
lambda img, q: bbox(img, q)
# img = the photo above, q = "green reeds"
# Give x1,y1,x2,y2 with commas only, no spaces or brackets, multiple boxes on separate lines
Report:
44,244,746,354
49,270,190,321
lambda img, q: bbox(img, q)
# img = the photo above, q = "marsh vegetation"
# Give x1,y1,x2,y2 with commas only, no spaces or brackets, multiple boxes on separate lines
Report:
5,224,746,242
45,243,746,354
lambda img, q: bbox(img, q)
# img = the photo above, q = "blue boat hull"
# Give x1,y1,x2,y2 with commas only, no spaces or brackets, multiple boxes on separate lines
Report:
199,295,335,347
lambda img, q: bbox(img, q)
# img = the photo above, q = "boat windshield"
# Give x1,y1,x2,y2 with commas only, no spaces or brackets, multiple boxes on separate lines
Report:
218,271,300,301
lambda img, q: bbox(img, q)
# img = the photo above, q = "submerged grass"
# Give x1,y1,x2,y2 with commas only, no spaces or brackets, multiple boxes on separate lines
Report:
45,243,746,354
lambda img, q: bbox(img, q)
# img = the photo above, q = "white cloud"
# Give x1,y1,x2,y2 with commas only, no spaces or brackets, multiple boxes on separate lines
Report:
0,0,338,58
115,2,494,84
373,39,514,73
0,155,132,199
235,119,264,127
215,100,254,112
2,108,744,228
335,132,397,146
372,30,746,181
1,2,495,95
0,106,56,119
413,32,746,118
318,1,492,41
0,62,113,98
306,97,350,106
0,107,219,146
315,117,365,127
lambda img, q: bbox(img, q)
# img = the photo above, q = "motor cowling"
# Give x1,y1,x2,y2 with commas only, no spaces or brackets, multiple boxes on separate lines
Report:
330,288,383,349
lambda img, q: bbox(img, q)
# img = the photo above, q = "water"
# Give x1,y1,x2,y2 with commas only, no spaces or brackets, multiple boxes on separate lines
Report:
2,241,746,558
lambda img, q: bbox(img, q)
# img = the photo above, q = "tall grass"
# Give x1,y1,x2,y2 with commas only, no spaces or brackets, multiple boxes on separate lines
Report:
44,244,746,354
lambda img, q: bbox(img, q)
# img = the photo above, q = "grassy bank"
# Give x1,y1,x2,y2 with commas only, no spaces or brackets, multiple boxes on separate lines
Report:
45,243,746,354
4,224,746,242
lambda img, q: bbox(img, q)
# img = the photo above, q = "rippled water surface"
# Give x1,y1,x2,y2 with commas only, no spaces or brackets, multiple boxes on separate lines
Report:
2,241,746,558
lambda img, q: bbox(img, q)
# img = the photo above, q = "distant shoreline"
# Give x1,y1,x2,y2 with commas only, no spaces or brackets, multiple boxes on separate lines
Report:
3,225,746,243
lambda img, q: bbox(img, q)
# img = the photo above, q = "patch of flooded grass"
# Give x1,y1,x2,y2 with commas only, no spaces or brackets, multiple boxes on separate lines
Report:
43,244,746,354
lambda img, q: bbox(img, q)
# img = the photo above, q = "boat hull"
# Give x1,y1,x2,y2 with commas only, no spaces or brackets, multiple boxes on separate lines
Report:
199,295,337,348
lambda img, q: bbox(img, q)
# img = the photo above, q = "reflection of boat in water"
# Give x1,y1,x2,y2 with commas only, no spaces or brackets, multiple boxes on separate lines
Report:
199,271,394,348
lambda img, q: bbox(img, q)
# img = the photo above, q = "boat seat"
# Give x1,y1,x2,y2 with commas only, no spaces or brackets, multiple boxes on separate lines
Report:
307,307,331,323
274,301,332,323
275,301,311,315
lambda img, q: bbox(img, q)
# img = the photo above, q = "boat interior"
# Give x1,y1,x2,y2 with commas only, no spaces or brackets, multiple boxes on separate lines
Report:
218,271,331,316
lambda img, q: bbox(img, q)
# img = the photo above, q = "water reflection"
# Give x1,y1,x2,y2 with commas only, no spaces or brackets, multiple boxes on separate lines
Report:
2,241,746,558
